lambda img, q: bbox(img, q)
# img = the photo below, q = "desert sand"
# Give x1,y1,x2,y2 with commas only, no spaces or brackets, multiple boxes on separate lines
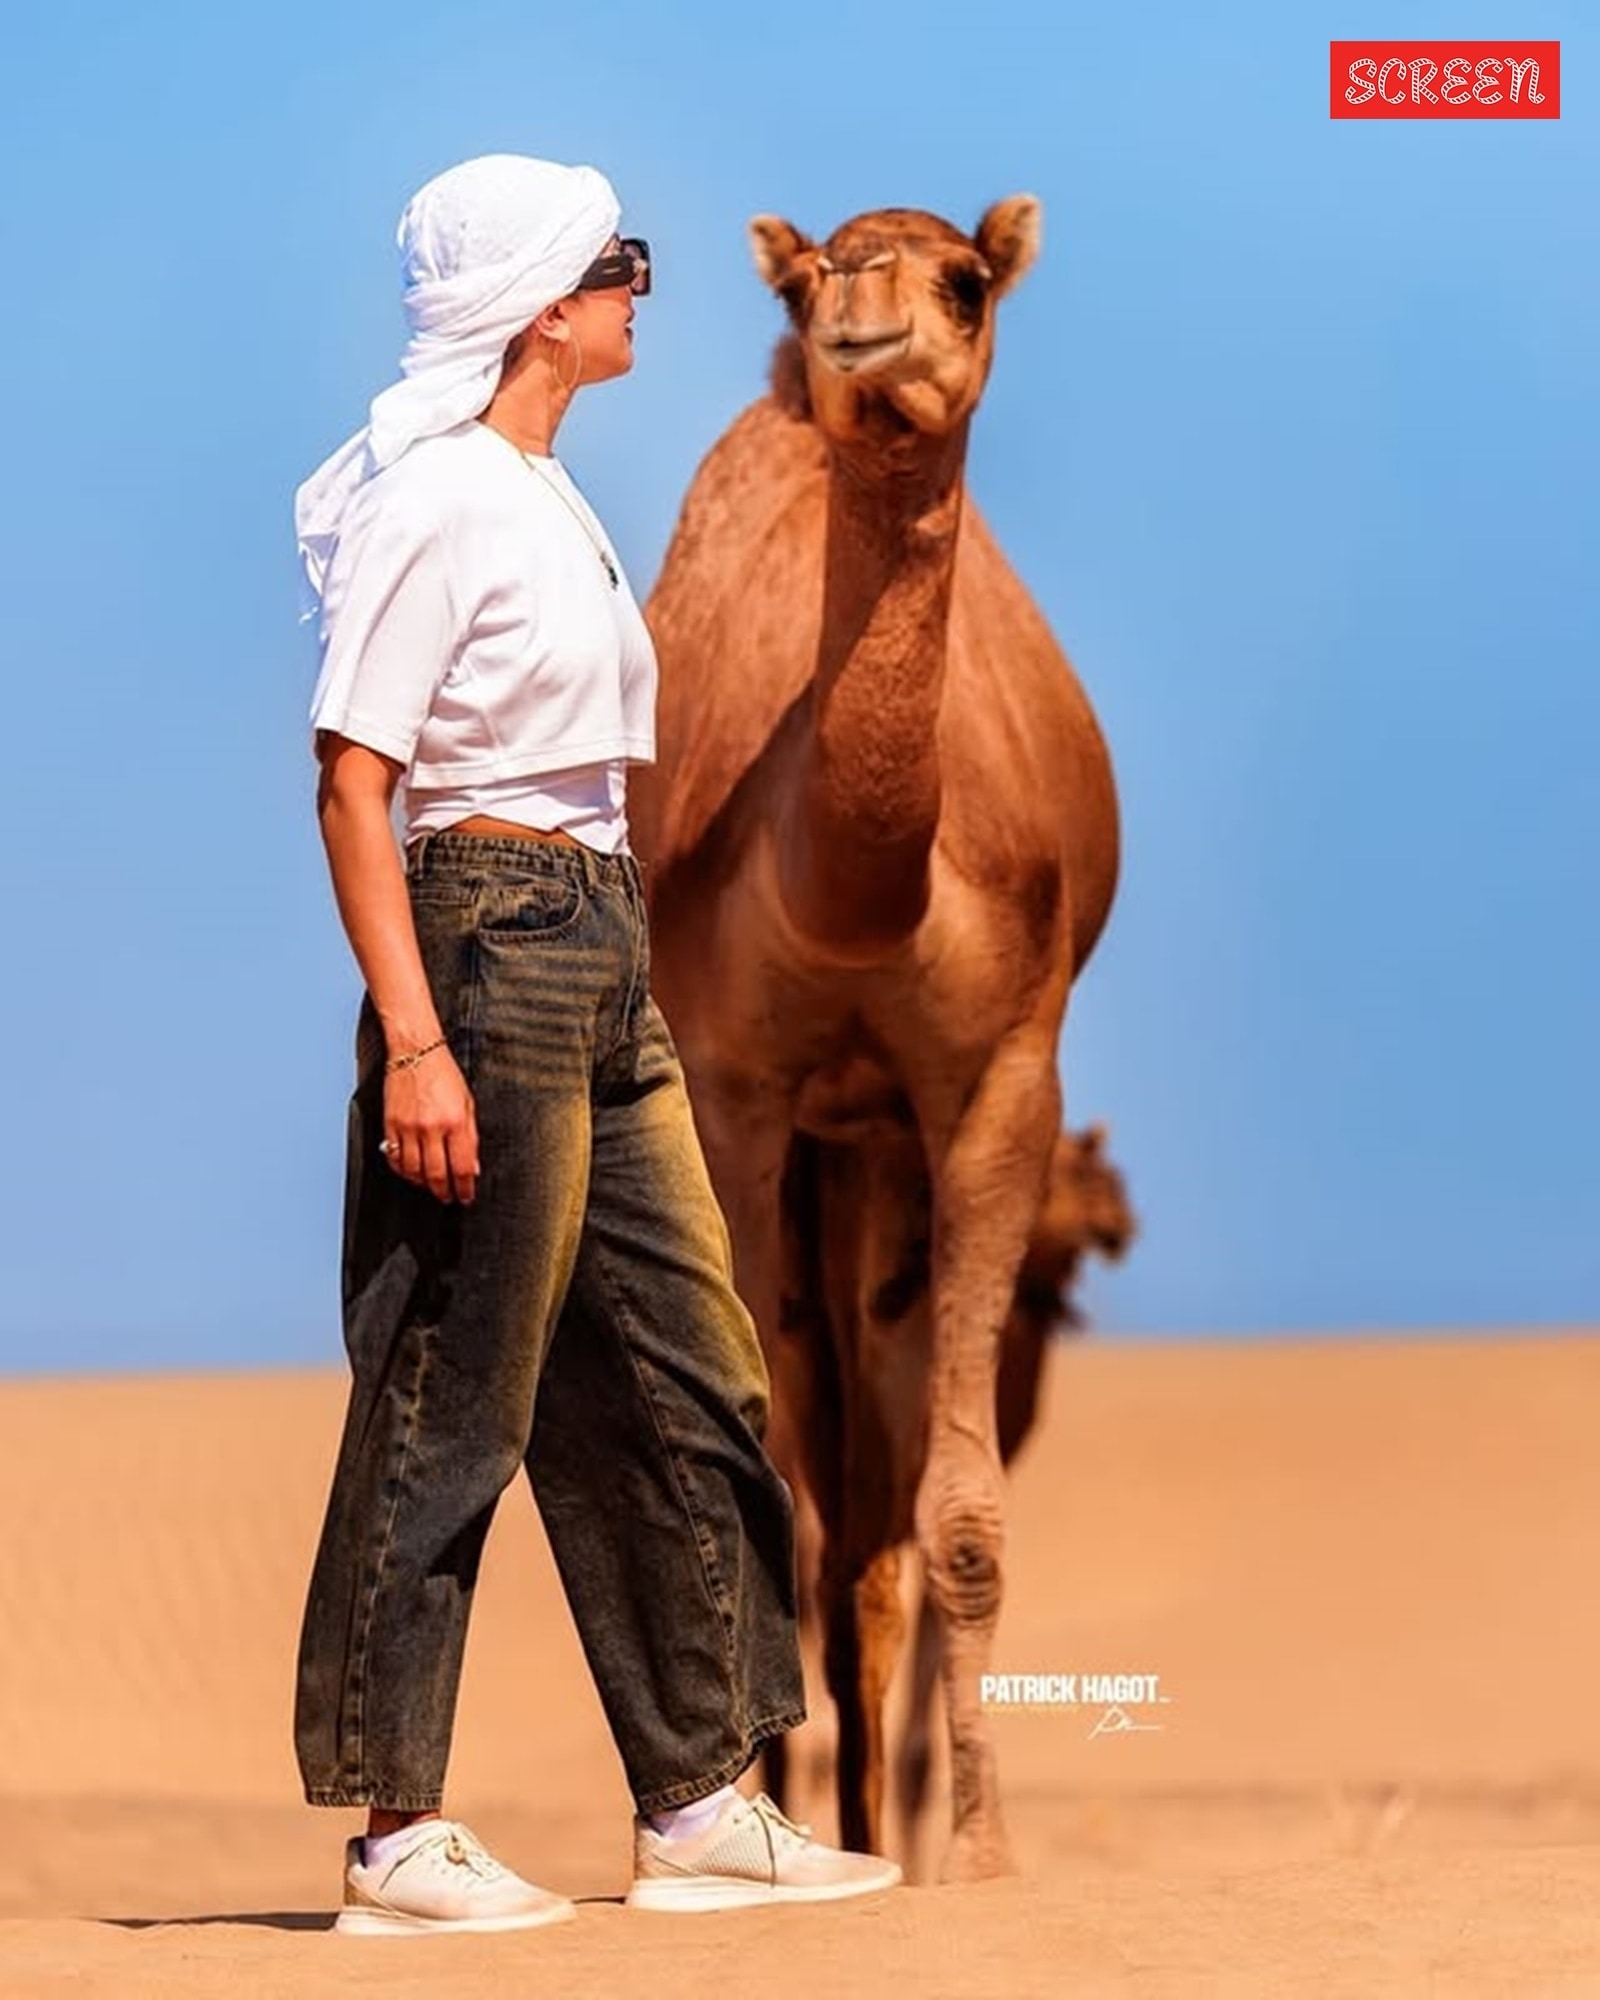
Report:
2,1331,1598,1996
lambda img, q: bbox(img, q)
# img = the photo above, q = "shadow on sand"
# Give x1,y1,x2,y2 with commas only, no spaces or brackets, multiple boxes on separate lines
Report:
104,1912,333,1932
103,1893,627,1932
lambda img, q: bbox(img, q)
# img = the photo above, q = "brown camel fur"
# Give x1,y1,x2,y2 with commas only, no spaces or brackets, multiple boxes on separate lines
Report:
762,1124,1137,1869
896,1122,1136,1875
630,199,1120,1880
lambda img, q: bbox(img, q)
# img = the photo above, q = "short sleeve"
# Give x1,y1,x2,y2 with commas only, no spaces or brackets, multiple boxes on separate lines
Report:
308,474,460,767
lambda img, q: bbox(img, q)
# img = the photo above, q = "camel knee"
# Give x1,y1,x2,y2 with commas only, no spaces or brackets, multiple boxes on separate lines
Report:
922,1520,1003,1628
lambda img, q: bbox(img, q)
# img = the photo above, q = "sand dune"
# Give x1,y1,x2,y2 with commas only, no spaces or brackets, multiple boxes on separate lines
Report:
2,1333,1597,1995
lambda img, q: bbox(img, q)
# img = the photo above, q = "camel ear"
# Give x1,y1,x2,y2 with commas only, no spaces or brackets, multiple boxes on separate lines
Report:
1084,1120,1108,1153
975,195,1041,298
749,216,813,291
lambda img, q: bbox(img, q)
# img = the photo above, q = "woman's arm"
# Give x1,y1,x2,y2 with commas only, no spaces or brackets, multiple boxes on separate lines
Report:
316,731,479,1204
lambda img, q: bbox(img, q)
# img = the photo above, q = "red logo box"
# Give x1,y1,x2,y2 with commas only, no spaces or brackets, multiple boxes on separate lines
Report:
1330,41,1560,118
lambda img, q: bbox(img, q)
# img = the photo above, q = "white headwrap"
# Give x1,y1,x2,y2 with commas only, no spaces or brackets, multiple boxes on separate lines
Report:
295,153,621,600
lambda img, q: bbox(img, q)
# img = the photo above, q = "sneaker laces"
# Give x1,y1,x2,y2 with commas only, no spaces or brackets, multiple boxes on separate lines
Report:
748,1792,814,1854
439,1824,509,1883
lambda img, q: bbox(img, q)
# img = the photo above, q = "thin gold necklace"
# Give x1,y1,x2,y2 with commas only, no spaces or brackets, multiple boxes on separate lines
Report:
518,450,620,590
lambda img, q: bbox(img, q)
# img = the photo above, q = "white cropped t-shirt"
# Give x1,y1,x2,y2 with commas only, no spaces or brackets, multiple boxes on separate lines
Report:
308,421,657,841
406,758,632,853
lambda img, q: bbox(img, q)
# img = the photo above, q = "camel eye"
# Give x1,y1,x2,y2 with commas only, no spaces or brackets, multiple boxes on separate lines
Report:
941,261,990,327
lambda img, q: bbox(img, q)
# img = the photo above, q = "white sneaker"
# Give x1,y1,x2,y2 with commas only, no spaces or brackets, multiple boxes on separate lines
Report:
627,1791,903,1911
334,1820,576,1936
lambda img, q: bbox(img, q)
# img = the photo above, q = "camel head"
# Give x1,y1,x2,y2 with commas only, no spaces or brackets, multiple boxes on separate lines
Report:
748,199,1041,442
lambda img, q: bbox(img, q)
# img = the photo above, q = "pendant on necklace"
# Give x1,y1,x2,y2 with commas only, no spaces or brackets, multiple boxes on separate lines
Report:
519,445,620,589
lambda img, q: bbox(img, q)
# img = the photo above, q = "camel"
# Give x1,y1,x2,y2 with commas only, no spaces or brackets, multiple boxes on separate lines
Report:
896,1121,1136,1873
763,1123,1137,1869
629,197,1120,1880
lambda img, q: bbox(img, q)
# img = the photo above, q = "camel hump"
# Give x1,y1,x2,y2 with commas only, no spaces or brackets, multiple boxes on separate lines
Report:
638,396,830,870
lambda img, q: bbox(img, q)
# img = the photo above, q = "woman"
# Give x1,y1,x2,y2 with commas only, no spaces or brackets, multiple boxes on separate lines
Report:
293,154,900,1936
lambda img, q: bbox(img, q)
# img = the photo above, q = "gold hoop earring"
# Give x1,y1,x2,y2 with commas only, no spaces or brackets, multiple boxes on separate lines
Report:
557,332,583,394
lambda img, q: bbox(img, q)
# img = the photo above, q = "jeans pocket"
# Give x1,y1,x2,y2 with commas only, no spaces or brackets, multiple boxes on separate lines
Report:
476,871,587,942
407,882,477,912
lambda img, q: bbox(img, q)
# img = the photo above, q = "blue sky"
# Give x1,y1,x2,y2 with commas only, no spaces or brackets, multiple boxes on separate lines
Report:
2,2,1593,1371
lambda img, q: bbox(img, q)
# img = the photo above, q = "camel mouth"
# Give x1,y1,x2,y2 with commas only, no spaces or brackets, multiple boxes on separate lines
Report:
812,330,913,375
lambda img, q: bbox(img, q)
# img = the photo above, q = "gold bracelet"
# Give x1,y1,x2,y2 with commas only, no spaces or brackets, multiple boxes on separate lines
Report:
385,1035,448,1074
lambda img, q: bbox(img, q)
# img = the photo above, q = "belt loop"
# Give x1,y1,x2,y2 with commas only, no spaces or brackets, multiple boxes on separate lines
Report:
407,829,433,876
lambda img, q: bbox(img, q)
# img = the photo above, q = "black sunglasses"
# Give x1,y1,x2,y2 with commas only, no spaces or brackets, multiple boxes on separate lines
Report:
575,237,651,296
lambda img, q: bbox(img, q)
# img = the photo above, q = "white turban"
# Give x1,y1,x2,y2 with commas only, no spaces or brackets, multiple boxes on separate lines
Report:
295,153,620,600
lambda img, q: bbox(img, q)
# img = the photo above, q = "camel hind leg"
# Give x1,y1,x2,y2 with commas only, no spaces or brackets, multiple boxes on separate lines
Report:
808,1129,932,1858
667,1064,827,1815
896,1573,943,1881
761,1428,836,1823
820,1539,904,1855
755,1130,840,1822
757,1456,813,1815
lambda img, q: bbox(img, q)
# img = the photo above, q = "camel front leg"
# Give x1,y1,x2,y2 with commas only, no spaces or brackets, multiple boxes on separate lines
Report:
915,1030,1061,1881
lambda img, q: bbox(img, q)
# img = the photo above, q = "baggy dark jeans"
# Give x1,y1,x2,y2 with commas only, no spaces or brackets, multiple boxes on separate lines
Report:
294,831,806,1813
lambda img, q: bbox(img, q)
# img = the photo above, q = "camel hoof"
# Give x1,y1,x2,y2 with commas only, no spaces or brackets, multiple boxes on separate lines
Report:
938,1822,1017,1882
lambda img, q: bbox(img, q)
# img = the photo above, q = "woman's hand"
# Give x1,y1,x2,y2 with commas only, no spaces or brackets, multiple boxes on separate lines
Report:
315,732,481,1206
382,1044,480,1204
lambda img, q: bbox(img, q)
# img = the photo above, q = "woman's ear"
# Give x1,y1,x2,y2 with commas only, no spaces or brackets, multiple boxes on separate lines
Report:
530,298,576,345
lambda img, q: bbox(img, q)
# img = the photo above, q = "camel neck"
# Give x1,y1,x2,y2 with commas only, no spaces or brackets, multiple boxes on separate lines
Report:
785,423,968,951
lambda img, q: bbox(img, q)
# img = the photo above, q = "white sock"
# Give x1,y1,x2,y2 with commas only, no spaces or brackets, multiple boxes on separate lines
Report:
648,1784,740,1842
363,1818,444,1870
